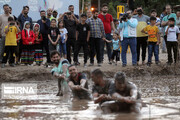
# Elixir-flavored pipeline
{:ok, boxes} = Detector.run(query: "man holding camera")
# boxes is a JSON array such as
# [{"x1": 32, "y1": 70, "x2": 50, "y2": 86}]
[
  {"x1": 133, "y1": 6, "x2": 150, "y2": 65},
  {"x1": 59, "y1": 10, "x2": 79, "y2": 64},
  {"x1": 119, "y1": 10, "x2": 138, "y2": 67},
  {"x1": 18, "y1": 6, "x2": 32, "y2": 30},
  {"x1": 0, "y1": 4, "x2": 14, "y2": 62},
  {"x1": 37, "y1": 10, "x2": 51, "y2": 64}
]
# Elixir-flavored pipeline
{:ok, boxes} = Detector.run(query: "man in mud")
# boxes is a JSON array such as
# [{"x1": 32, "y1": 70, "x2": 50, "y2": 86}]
[
  {"x1": 91, "y1": 69, "x2": 113, "y2": 108},
  {"x1": 51, "y1": 50, "x2": 70, "y2": 96},
  {"x1": 101, "y1": 72, "x2": 141, "y2": 113},
  {"x1": 68, "y1": 65, "x2": 91, "y2": 100}
]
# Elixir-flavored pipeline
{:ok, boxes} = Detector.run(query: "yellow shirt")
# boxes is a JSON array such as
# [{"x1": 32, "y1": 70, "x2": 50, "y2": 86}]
[
  {"x1": 136, "y1": 21, "x2": 148, "y2": 37},
  {"x1": 4, "y1": 25, "x2": 17, "y2": 46},
  {"x1": 143, "y1": 25, "x2": 159, "y2": 42}
]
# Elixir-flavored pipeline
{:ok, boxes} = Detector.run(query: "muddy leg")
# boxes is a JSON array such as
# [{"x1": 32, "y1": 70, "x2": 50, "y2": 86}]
[
  {"x1": 130, "y1": 102, "x2": 142, "y2": 113},
  {"x1": 100, "y1": 101, "x2": 119, "y2": 113},
  {"x1": 57, "y1": 79, "x2": 63, "y2": 96}
]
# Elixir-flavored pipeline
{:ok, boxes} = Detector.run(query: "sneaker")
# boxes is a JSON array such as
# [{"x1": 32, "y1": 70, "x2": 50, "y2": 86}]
[
  {"x1": 155, "y1": 61, "x2": 160, "y2": 65},
  {"x1": 166, "y1": 62, "x2": 172, "y2": 65},
  {"x1": 133, "y1": 64, "x2": 137, "y2": 66},
  {"x1": 122, "y1": 64, "x2": 126, "y2": 67},
  {"x1": 84, "y1": 63, "x2": 87, "y2": 67},
  {"x1": 147, "y1": 62, "x2": 151, "y2": 67},
  {"x1": 1, "y1": 63, "x2": 5, "y2": 68},
  {"x1": 98, "y1": 63, "x2": 101, "y2": 67},
  {"x1": 89, "y1": 63, "x2": 94, "y2": 66},
  {"x1": 10, "y1": 63, "x2": 15, "y2": 67},
  {"x1": 108, "y1": 61, "x2": 112, "y2": 64},
  {"x1": 74, "y1": 62, "x2": 78, "y2": 66}
]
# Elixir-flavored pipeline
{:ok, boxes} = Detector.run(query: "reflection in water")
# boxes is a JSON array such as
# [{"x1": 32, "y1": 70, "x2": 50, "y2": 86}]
[{"x1": 0, "y1": 78, "x2": 180, "y2": 120}]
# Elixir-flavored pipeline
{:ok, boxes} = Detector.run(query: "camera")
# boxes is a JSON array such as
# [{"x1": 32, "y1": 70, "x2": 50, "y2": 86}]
[
  {"x1": 9, "y1": 22, "x2": 15, "y2": 26},
  {"x1": 121, "y1": 13, "x2": 129, "y2": 21},
  {"x1": 42, "y1": 16, "x2": 46, "y2": 21},
  {"x1": 169, "y1": 24, "x2": 174, "y2": 27},
  {"x1": 67, "y1": 12, "x2": 72, "y2": 15}
]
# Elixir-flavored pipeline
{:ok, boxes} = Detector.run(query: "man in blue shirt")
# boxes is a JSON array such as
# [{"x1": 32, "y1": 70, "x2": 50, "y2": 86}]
[
  {"x1": 37, "y1": 10, "x2": 51, "y2": 64},
  {"x1": 17, "y1": 6, "x2": 32, "y2": 30},
  {"x1": 118, "y1": 10, "x2": 138, "y2": 67}
]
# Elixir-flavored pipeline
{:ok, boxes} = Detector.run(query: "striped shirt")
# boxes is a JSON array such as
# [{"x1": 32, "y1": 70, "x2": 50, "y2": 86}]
[{"x1": 86, "y1": 17, "x2": 105, "y2": 38}]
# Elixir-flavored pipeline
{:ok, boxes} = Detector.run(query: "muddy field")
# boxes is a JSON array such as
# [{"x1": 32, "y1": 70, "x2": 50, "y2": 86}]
[{"x1": 0, "y1": 53, "x2": 180, "y2": 120}]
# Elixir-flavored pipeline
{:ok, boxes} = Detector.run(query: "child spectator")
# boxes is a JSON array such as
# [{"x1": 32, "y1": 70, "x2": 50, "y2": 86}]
[
  {"x1": 105, "y1": 32, "x2": 121, "y2": 65},
  {"x1": 15, "y1": 21, "x2": 21, "y2": 65},
  {"x1": 48, "y1": 19, "x2": 60, "y2": 53},
  {"x1": 21, "y1": 21, "x2": 35, "y2": 65},
  {"x1": 1, "y1": 17, "x2": 20, "y2": 68},
  {"x1": 58, "y1": 20, "x2": 68, "y2": 59},
  {"x1": 165, "y1": 18, "x2": 180, "y2": 65},
  {"x1": 150, "y1": 9, "x2": 161, "y2": 26},
  {"x1": 74, "y1": 14, "x2": 90, "y2": 67},
  {"x1": 33, "y1": 23, "x2": 43, "y2": 65},
  {"x1": 142, "y1": 16, "x2": 161, "y2": 66}
]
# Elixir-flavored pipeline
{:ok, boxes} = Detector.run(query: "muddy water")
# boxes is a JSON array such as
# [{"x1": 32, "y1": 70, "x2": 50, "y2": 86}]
[{"x1": 0, "y1": 76, "x2": 180, "y2": 120}]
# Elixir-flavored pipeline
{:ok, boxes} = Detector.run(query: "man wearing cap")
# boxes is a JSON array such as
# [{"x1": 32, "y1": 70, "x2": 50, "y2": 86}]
[{"x1": 53, "y1": 10, "x2": 58, "y2": 20}]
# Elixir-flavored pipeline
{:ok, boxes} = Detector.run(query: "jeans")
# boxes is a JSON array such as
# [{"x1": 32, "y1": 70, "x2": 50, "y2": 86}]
[
  {"x1": 0, "y1": 36, "x2": 5, "y2": 62},
  {"x1": 59, "y1": 42, "x2": 67, "y2": 55},
  {"x1": 100, "y1": 33, "x2": 113, "y2": 62},
  {"x1": 121, "y1": 37, "x2": 137, "y2": 65},
  {"x1": 148, "y1": 43, "x2": 159, "y2": 63},
  {"x1": 137, "y1": 37, "x2": 148, "y2": 62}
]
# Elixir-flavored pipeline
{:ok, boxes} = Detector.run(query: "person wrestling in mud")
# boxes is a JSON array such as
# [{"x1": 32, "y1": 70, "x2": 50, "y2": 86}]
[
  {"x1": 68, "y1": 65, "x2": 92, "y2": 100},
  {"x1": 101, "y1": 72, "x2": 142, "y2": 113},
  {"x1": 91, "y1": 69, "x2": 113, "y2": 105},
  {"x1": 51, "y1": 50, "x2": 70, "y2": 96}
]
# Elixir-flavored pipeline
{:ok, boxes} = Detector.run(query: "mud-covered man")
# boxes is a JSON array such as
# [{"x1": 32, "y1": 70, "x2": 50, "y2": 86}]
[
  {"x1": 68, "y1": 65, "x2": 91, "y2": 100},
  {"x1": 91, "y1": 69, "x2": 113, "y2": 107},
  {"x1": 51, "y1": 50, "x2": 70, "y2": 96},
  {"x1": 102, "y1": 72, "x2": 141, "y2": 113}
]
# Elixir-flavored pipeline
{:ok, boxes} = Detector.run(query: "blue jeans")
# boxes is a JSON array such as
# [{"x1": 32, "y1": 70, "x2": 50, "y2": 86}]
[
  {"x1": 148, "y1": 43, "x2": 159, "y2": 63},
  {"x1": 59, "y1": 42, "x2": 67, "y2": 55},
  {"x1": 100, "y1": 33, "x2": 113, "y2": 62},
  {"x1": 121, "y1": 37, "x2": 137, "y2": 65}
]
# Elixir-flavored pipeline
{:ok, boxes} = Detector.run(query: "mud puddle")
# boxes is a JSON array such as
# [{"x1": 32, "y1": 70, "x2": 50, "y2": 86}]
[{"x1": 0, "y1": 76, "x2": 180, "y2": 120}]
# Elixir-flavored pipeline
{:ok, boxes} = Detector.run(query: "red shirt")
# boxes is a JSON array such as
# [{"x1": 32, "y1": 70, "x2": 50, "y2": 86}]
[
  {"x1": 98, "y1": 13, "x2": 113, "y2": 34},
  {"x1": 22, "y1": 29, "x2": 35, "y2": 45},
  {"x1": 34, "y1": 32, "x2": 43, "y2": 44}
]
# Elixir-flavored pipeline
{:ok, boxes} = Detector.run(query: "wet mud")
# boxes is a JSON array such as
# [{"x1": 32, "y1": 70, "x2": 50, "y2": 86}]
[{"x1": 0, "y1": 64, "x2": 180, "y2": 119}]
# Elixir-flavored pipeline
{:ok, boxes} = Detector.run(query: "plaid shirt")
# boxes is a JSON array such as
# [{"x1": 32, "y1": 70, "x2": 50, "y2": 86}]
[{"x1": 86, "y1": 17, "x2": 105, "y2": 38}]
